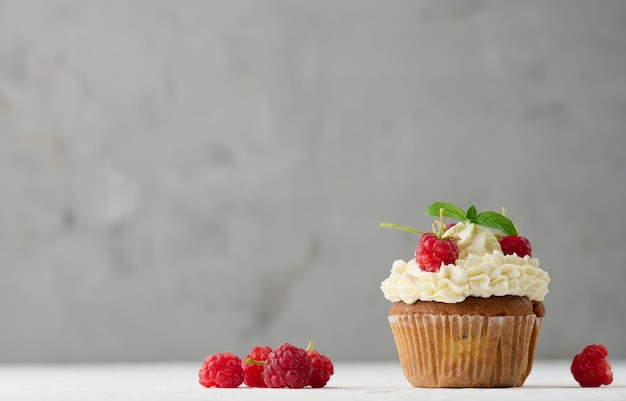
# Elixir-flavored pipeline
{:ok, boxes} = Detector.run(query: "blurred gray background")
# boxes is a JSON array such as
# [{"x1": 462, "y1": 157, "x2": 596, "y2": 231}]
[{"x1": 1, "y1": 0, "x2": 625, "y2": 363}]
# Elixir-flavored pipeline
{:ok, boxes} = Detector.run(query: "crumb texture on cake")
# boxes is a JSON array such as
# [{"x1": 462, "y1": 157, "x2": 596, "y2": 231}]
[{"x1": 389, "y1": 295, "x2": 545, "y2": 317}]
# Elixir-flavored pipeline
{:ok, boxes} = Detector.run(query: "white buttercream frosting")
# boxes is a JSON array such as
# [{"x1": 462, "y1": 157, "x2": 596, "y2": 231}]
[
  {"x1": 443, "y1": 222, "x2": 500, "y2": 259},
  {"x1": 380, "y1": 222, "x2": 550, "y2": 303}
]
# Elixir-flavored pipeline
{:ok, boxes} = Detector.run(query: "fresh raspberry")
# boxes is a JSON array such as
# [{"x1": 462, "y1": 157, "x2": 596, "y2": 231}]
[
  {"x1": 243, "y1": 345, "x2": 272, "y2": 387},
  {"x1": 263, "y1": 343, "x2": 312, "y2": 388},
  {"x1": 198, "y1": 352, "x2": 244, "y2": 388},
  {"x1": 415, "y1": 232, "x2": 458, "y2": 272},
  {"x1": 307, "y1": 349, "x2": 334, "y2": 388},
  {"x1": 571, "y1": 344, "x2": 614, "y2": 387},
  {"x1": 498, "y1": 234, "x2": 532, "y2": 257}
]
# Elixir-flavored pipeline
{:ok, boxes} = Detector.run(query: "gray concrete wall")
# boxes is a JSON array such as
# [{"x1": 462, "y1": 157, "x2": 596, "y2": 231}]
[{"x1": 1, "y1": 0, "x2": 625, "y2": 362}]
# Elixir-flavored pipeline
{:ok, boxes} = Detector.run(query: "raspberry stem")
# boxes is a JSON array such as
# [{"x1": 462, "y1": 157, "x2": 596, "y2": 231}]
[
  {"x1": 437, "y1": 208, "x2": 445, "y2": 238},
  {"x1": 245, "y1": 357, "x2": 266, "y2": 366},
  {"x1": 501, "y1": 207, "x2": 521, "y2": 235},
  {"x1": 431, "y1": 207, "x2": 448, "y2": 239},
  {"x1": 380, "y1": 223, "x2": 423, "y2": 235}
]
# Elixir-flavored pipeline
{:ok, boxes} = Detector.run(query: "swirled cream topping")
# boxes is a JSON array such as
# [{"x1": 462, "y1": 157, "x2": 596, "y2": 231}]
[
  {"x1": 443, "y1": 222, "x2": 500, "y2": 259},
  {"x1": 380, "y1": 222, "x2": 550, "y2": 303}
]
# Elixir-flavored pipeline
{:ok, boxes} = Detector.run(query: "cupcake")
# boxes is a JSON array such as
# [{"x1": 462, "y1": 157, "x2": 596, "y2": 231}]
[{"x1": 380, "y1": 202, "x2": 549, "y2": 388}]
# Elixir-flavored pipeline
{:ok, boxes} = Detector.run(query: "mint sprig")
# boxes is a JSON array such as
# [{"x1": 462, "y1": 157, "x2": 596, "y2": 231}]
[
  {"x1": 425, "y1": 202, "x2": 467, "y2": 221},
  {"x1": 425, "y1": 202, "x2": 518, "y2": 236},
  {"x1": 475, "y1": 211, "x2": 517, "y2": 235}
]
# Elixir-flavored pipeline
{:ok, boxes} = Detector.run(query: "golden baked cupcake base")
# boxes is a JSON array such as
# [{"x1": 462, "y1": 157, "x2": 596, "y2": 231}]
[{"x1": 388, "y1": 296, "x2": 544, "y2": 388}]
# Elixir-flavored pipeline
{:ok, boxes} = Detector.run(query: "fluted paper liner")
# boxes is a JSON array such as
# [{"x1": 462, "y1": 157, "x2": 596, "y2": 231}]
[{"x1": 388, "y1": 314, "x2": 542, "y2": 388}]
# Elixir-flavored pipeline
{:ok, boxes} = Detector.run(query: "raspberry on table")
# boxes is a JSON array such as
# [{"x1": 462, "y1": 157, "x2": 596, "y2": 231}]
[
  {"x1": 571, "y1": 344, "x2": 614, "y2": 387},
  {"x1": 263, "y1": 343, "x2": 312, "y2": 388},
  {"x1": 198, "y1": 352, "x2": 245, "y2": 388},
  {"x1": 243, "y1": 345, "x2": 272, "y2": 387},
  {"x1": 307, "y1": 349, "x2": 334, "y2": 388},
  {"x1": 498, "y1": 234, "x2": 532, "y2": 258},
  {"x1": 415, "y1": 232, "x2": 458, "y2": 272}
]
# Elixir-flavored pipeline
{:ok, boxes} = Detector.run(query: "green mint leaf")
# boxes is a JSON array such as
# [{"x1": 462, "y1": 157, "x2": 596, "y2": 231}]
[
  {"x1": 425, "y1": 202, "x2": 467, "y2": 221},
  {"x1": 474, "y1": 211, "x2": 518, "y2": 236},
  {"x1": 466, "y1": 205, "x2": 477, "y2": 222},
  {"x1": 380, "y1": 222, "x2": 423, "y2": 235}
]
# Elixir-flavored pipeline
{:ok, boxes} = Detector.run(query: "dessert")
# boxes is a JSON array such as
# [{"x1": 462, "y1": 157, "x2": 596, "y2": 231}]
[{"x1": 380, "y1": 202, "x2": 550, "y2": 388}]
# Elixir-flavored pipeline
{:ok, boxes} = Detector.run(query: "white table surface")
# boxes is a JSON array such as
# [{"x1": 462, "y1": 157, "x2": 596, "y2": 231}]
[{"x1": 1, "y1": 360, "x2": 624, "y2": 401}]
